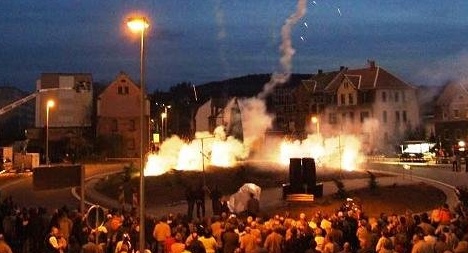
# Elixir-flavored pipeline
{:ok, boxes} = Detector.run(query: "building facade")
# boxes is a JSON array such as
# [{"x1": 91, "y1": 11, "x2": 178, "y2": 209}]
[
  {"x1": 295, "y1": 61, "x2": 421, "y2": 154},
  {"x1": 434, "y1": 81, "x2": 468, "y2": 151},
  {"x1": 27, "y1": 73, "x2": 93, "y2": 162},
  {"x1": 96, "y1": 72, "x2": 149, "y2": 158}
]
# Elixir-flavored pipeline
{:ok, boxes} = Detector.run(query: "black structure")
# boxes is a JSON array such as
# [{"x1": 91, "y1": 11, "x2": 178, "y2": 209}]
[{"x1": 283, "y1": 157, "x2": 323, "y2": 198}]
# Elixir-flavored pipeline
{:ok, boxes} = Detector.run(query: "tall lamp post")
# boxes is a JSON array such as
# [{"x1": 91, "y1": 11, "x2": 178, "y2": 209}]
[
  {"x1": 127, "y1": 16, "x2": 149, "y2": 252},
  {"x1": 45, "y1": 100, "x2": 55, "y2": 165},
  {"x1": 163, "y1": 104, "x2": 171, "y2": 141},
  {"x1": 161, "y1": 112, "x2": 167, "y2": 141}
]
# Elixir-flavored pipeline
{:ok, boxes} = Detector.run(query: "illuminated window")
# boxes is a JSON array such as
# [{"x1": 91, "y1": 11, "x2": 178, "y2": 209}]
[{"x1": 360, "y1": 111, "x2": 370, "y2": 123}]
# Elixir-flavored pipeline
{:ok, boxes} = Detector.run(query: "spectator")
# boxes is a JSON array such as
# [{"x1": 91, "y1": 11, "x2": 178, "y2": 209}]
[
  {"x1": 153, "y1": 216, "x2": 172, "y2": 253},
  {"x1": 246, "y1": 193, "x2": 260, "y2": 219},
  {"x1": 0, "y1": 234, "x2": 12, "y2": 253}
]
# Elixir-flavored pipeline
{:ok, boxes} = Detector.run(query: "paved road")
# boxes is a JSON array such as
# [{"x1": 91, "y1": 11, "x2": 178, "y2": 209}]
[
  {"x1": 0, "y1": 163, "x2": 124, "y2": 211},
  {"x1": 82, "y1": 161, "x2": 467, "y2": 218},
  {"x1": 1, "y1": 161, "x2": 466, "y2": 217}
]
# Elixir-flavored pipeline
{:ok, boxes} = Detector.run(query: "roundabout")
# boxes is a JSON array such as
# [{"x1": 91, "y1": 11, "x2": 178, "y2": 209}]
[{"x1": 81, "y1": 161, "x2": 461, "y2": 219}]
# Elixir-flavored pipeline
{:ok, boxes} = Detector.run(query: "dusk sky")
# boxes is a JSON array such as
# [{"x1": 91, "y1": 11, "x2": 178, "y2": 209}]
[{"x1": 2, "y1": 1, "x2": 468, "y2": 92}]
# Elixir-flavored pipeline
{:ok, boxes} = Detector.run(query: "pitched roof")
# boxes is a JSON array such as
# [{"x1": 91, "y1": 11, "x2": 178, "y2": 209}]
[
  {"x1": 436, "y1": 81, "x2": 468, "y2": 106},
  {"x1": 345, "y1": 66, "x2": 413, "y2": 90},
  {"x1": 304, "y1": 62, "x2": 414, "y2": 93},
  {"x1": 301, "y1": 71, "x2": 342, "y2": 93}
]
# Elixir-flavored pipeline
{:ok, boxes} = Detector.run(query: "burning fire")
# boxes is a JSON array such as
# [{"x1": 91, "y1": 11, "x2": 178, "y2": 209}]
[
  {"x1": 144, "y1": 130, "x2": 364, "y2": 176},
  {"x1": 279, "y1": 134, "x2": 364, "y2": 171}
]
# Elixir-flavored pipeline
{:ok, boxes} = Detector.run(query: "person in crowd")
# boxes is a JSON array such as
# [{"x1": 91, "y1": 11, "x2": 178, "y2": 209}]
[
  {"x1": 198, "y1": 227, "x2": 218, "y2": 253},
  {"x1": 208, "y1": 185, "x2": 223, "y2": 217},
  {"x1": 195, "y1": 184, "x2": 206, "y2": 219},
  {"x1": 153, "y1": 216, "x2": 172, "y2": 253},
  {"x1": 246, "y1": 193, "x2": 260, "y2": 219},
  {"x1": 264, "y1": 226, "x2": 284, "y2": 253},
  {"x1": 221, "y1": 223, "x2": 239, "y2": 253},
  {"x1": 186, "y1": 186, "x2": 196, "y2": 221},
  {"x1": 82, "y1": 234, "x2": 104, "y2": 253},
  {"x1": 170, "y1": 233, "x2": 186, "y2": 253},
  {"x1": 0, "y1": 234, "x2": 12, "y2": 253},
  {"x1": 45, "y1": 226, "x2": 67, "y2": 253},
  {"x1": 115, "y1": 233, "x2": 133, "y2": 253}
]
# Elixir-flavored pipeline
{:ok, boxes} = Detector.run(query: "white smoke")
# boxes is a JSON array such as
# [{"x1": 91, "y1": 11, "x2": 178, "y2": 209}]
[
  {"x1": 238, "y1": 97, "x2": 274, "y2": 151},
  {"x1": 258, "y1": 0, "x2": 307, "y2": 99},
  {"x1": 416, "y1": 49, "x2": 468, "y2": 86}
]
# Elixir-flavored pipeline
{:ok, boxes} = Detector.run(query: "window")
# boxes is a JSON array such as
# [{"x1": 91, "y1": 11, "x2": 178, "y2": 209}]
[
  {"x1": 402, "y1": 91, "x2": 406, "y2": 102},
  {"x1": 329, "y1": 113, "x2": 337, "y2": 124},
  {"x1": 342, "y1": 113, "x2": 347, "y2": 123},
  {"x1": 395, "y1": 92, "x2": 399, "y2": 102},
  {"x1": 118, "y1": 86, "x2": 123, "y2": 94},
  {"x1": 129, "y1": 120, "x2": 136, "y2": 131},
  {"x1": 395, "y1": 111, "x2": 400, "y2": 122},
  {"x1": 402, "y1": 111, "x2": 407, "y2": 122},
  {"x1": 340, "y1": 94, "x2": 346, "y2": 105},
  {"x1": 128, "y1": 138, "x2": 135, "y2": 150},
  {"x1": 360, "y1": 111, "x2": 370, "y2": 123},
  {"x1": 349, "y1": 112, "x2": 354, "y2": 122},
  {"x1": 383, "y1": 111, "x2": 387, "y2": 123},
  {"x1": 382, "y1": 91, "x2": 387, "y2": 102},
  {"x1": 454, "y1": 109, "x2": 460, "y2": 118},
  {"x1": 112, "y1": 119, "x2": 118, "y2": 132},
  {"x1": 124, "y1": 86, "x2": 129, "y2": 94},
  {"x1": 384, "y1": 132, "x2": 388, "y2": 143},
  {"x1": 348, "y1": 93, "x2": 354, "y2": 105}
]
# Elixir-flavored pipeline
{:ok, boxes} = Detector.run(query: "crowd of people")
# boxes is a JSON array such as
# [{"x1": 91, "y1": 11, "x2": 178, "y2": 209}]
[{"x1": 0, "y1": 189, "x2": 467, "y2": 253}]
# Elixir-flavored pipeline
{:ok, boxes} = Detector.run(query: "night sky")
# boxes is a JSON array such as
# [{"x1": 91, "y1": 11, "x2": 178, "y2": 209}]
[{"x1": 1, "y1": 0, "x2": 468, "y2": 92}]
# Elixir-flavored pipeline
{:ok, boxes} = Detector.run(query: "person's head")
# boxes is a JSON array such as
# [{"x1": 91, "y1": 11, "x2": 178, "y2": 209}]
[{"x1": 51, "y1": 226, "x2": 60, "y2": 236}]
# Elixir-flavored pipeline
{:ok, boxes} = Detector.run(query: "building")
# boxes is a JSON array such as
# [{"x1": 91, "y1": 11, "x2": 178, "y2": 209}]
[
  {"x1": 96, "y1": 72, "x2": 149, "y2": 158},
  {"x1": 434, "y1": 81, "x2": 468, "y2": 151},
  {"x1": 295, "y1": 61, "x2": 421, "y2": 154},
  {"x1": 26, "y1": 73, "x2": 93, "y2": 162}
]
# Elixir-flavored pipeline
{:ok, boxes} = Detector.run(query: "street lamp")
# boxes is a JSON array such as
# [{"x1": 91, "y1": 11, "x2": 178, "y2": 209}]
[
  {"x1": 161, "y1": 112, "x2": 167, "y2": 141},
  {"x1": 127, "y1": 16, "x2": 149, "y2": 253},
  {"x1": 46, "y1": 100, "x2": 55, "y2": 165},
  {"x1": 311, "y1": 116, "x2": 320, "y2": 136},
  {"x1": 163, "y1": 105, "x2": 171, "y2": 140}
]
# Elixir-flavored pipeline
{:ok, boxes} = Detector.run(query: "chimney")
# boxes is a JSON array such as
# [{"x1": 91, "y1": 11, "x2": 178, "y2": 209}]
[
  {"x1": 368, "y1": 60, "x2": 376, "y2": 70},
  {"x1": 317, "y1": 69, "x2": 323, "y2": 75}
]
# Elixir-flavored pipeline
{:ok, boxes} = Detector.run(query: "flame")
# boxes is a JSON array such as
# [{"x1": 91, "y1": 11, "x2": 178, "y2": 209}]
[
  {"x1": 278, "y1": 134, "x2": 364, "y2": 171},
  {"x1": 144, "y1": 130, "x2": 365, "y2": 176}
]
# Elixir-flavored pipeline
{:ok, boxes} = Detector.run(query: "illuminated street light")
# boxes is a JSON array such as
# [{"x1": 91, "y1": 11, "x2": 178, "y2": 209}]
[
  {"x1": 127, "y1": 15, "x2": 149, "y2": 253},
  {"x1": 163, "y1": 105, "x2": 171, "y2": 141},
  {"x1": 311, "y1": 116, "x2": 320, "y2": 136},
  {"x1": 46, "y1": 100, "x2": 55, "y2": 165},
  {"x1": 161, "y1": 112, "x2": 167, "y2": 140}
]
